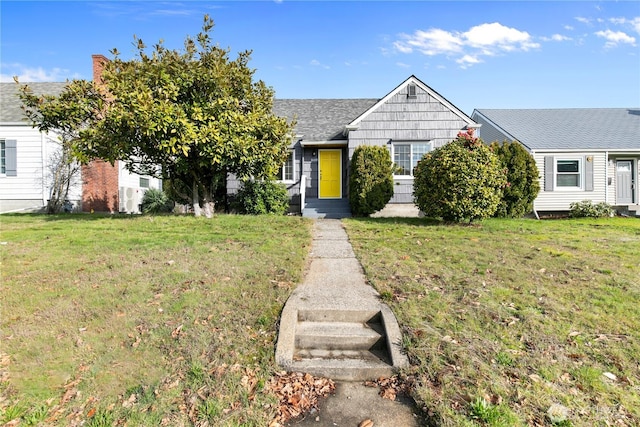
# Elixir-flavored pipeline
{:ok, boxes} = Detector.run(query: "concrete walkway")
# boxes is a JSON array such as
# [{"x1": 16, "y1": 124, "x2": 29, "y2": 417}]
[{"x1": 277, "y1": 219, "x2": 420, "y2": 426}]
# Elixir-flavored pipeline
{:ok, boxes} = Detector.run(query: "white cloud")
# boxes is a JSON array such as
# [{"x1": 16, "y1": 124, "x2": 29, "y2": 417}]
[
  {"x1": 310, "y1": 59, "x2": 330, "y2": 69},
  {"x1": 456, "y1": 55, "x2": 482, "y2": 69},
  {"x1": 610, "y1": 16, "x2": 640, "y2": 34},
  {"x1": 393, "y1": 22, "x2": 538, "y2": 68},
  {"x1": 0, "y1": 63, "x2": 81, "y2": 83},
  {"x1": 564, "y1": 25, "x2": 574, "y2": 31},
  {"x1": 541, "y1": 34, "x2": 572, "y2": 42},
  {"x1": 595, "y1": 30, "x2": 636, "y2": 48},
  {"x1": 575, "y1": 17, "x2": 591, "y2": 25},
  {"x1": 396, "y1": 62, "x2": 411, "y2": 68},
  {"x1": 463, "y1": 23, "x2": 538, "y2": 51},
  {"x1": 394, "y1": 28, "x2": 463, "y2": 56}
]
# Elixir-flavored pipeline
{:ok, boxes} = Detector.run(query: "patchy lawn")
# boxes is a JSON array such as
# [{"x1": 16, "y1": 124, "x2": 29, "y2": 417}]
[
  {"x1": 1, "y1": 214, "x2": 313, "y2": 426},
  {"x1": 344, "y1": 217, "x2": 640, "y2": 427}
]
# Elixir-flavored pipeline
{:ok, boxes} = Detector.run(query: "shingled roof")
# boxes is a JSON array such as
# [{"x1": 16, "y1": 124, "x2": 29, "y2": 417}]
[
  {"x1": 474, "y1": 108, "x2": 640, "y2": 151},
  {"x1": 273, "y1": 98, "x2": 378, "y2": 141},
  {"x1": 1, "y1": 82, "x2": 68, "y2": 123},
  {"x1": 2, "y1": 83, "x2": 377, "y2": 140}
]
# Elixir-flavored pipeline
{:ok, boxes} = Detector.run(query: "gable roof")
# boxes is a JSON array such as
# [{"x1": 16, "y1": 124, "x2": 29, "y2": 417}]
[
  {"x1": 273, "y1": 98, "x2": 377, "y2": 141},
  {"x1": 349, "y1": 75, "x2": 477, "y2": 128},
  {"x1": 473, "y1": 108, "x2": 640, "y2": 151},
  {"x1": 1, "y1": 82, "x2": 68, "y2": 124}
]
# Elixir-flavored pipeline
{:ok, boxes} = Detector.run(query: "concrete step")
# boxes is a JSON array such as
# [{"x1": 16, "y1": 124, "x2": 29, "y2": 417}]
[
  {"x1": 288, "y1": 358, "x2": 395, "y2": 382},
  {"x1": 295, "y1": 321, "x2": 385, "y2": 351},
  {"x1": 289, "y1": 309, "x2": 396, "y2": 381}
]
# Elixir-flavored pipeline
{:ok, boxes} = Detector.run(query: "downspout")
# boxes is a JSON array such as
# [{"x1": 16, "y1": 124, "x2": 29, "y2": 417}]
[
  {"x1": 604, "y1": 151, "x2": 609, "y2": 205},
  {"x1": 532, "y1": 149, "x2": 540, "y2": 220},
  {"x1": 41, "y1": 133, "x2": 47, "y2": 207}
]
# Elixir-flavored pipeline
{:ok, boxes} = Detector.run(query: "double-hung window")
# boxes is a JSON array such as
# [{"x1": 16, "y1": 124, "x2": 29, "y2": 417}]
[
  {"x1": 139, "y1": 177, "x2": 150, "y2": 188},
  {"x1": 278, "y1": 151, "x2": 294, "y2": 182},
  {"x1": 556, "y1": 159, "x2": 581, "y2": 188},
  {"x1": 392, "y1": 142, "x2": 432, "y2": 177}
]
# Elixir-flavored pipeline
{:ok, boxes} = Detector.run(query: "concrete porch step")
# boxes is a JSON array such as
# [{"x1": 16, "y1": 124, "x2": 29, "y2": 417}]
[
  {"x1": 288, "y1": 358, "x2": 395, "y2": 381},
  {"x1": 295, "y1": 321, "x2": 385, "y2": 351},
  {"x1": 286, "y1": 309, "x2": 397, "y2": 381},
  {"x1": 303, "y1": 198, "x2": 351, "y2": 219}
]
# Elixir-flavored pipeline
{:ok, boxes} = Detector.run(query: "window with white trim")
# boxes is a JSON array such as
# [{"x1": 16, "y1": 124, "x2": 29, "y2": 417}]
[
  {"x1": 392, "y1": 142, "x2": 432, "y2": 176},
  {"x1": 0, "y1": 140, "x2": 5, "y2": 175},
  {"x1": 556, "y1": 159, "x2": 582, "y2": 188},
  {"x1": 278, "y1": 151, "x2": 294, "y2": 182},
  {"x1": 139, "y1": 177, "x2": 150, "y2": 188}
]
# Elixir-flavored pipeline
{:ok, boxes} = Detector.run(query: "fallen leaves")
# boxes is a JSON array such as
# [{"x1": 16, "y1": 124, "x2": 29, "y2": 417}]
[
  {"x1": 267, "y1": 371, "x2": 335, "y2": 426},
  {"x1": 365, "y1": 375, "x2": 416, "y2": 401}
]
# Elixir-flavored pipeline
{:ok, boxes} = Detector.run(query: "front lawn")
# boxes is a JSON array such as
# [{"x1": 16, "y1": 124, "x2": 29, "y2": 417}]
[
  {"x1": 0, "y1": 214, "x2": 312, "y2": 426},
  {"x1": 344, "y1": 217, "x2": 640, "y2": 427}
]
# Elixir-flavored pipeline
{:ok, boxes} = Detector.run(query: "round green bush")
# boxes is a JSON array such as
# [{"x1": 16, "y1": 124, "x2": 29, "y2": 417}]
[
  {"x1": 141, "y1": 188, "x2": 173, "y2": 214},
  {"x1": 413, "y1": 132, "x2": 506, "y2": 222},
  {"x1": 490, "y1": 141, "x2": 540, "y2": 218},
  {"x1": 234, "y1": 180, "x2": 289, "y2": 215},
  {"x1": 348, "y1": 145, "x2": 394, "y2": 217}
]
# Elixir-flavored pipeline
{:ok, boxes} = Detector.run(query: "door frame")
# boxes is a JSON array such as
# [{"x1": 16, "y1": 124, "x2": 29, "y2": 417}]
[
  {"x1": 616, "y1": 159, "x2": 635, "y2": 204},
  {"x1": 318, "y1": 149, "x2": 342, "y2": 199}
]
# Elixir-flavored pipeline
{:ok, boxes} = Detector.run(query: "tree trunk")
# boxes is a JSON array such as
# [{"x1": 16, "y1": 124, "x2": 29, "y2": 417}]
[
  {"x1": 192, "y1": 180, "x2": 202, "y2": 217},
  {"x1": 202, "y1": 192, "x2": 214, "y2": 219}
]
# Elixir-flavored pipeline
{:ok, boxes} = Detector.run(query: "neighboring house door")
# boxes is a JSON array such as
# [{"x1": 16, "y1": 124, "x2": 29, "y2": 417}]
[
  {"x1": 319, "y1": 149, "x2": 341, "y2": 198},
  {"x1": 616, "y1": 160, "x2": 634, "y2": 204}
]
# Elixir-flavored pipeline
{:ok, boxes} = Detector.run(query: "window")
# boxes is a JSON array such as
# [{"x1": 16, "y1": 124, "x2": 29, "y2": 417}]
[
  {"x1": 556, "y1": 159, "x2": 581, "y2": 188},
  {"x1": 278, "y1": 151, "x2": 294, "y2": 181},
  {"x1": 392, "y1": 142, "x2": 432, "y2": 176},
  {"x1": 0, "y1": 139, "x2": 16, "y2": 176},
  {"x1": 139, "y1": 177, "x2": 150, "y2": 188},
  {"x1": 0, "y1": 140, "x2": 5, "y2": 175}
]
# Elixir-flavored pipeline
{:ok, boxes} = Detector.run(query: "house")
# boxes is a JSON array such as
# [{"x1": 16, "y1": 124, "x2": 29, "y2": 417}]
[
  {"x1": 0, "y1": 55, "x2": 161, "y2": 214},
  {"x1": 246, "y1": 75, "x2": 479, "y2": 217},
  {"x1": 471, "y1": 109, "x2": 640, "y2": 217}
]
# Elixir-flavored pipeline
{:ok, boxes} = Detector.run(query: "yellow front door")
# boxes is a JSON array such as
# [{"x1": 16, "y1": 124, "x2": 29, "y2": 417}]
[{"x1": 319, "y1": 150, "x2": 341, "y2": 198}]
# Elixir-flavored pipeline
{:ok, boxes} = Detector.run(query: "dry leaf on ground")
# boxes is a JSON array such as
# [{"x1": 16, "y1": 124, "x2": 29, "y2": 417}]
[{"x1": 267, "y1": 371, "x2": 335, "y2": 424}]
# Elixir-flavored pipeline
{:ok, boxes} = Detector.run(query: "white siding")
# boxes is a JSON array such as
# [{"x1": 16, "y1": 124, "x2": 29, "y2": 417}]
[
  {"x1": 533, "y1": 151, "x2": 607, "y2": 211},
  {"x1": 0, "y1": 125, "x2": 84, "y2": 212}
]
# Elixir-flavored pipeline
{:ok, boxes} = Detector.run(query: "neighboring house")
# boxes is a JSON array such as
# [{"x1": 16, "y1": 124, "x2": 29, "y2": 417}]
[
  {"x1": 236, "y1": 75, "x2": 478, "y2": 215},
  {"x1": 0, "y1": 55, "x2": 161, "y2": 214},
  {"x1": 472, "y1": 109, "x2": 640, "y2": 216}
]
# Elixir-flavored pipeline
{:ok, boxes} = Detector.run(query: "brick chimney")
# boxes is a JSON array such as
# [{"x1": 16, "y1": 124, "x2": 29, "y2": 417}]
[
  {"x1": 92, "y1": 54, "x2": 108, "y2": 84},
  {"x1": 82, "y1": 54, "x2": 119, "y2": 213}
]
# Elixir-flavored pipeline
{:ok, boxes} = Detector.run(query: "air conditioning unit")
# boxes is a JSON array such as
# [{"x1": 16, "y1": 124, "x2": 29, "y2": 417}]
[{"x1": 119, "y1": 187, "x2": 141, "y2": 213}]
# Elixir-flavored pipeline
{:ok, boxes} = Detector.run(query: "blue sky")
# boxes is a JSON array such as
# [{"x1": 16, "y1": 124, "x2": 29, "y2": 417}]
[{"x1": 1, "y1": 1, "x2": 639, "y2": 114}]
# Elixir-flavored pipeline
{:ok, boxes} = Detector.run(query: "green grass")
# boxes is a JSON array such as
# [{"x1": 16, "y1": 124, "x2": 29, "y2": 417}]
[
  {"x1": 3, "y1": 214, "x2": 639, "y2": 426},
  {"x1": 0, "y1": 214, "x2": 312, "y2": 426},
  {"x1": 344, "y1": 217, "x2": 640, "y2": 427}
]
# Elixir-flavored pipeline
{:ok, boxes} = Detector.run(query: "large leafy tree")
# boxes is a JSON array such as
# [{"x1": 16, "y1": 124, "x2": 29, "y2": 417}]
[{"x1": 19, "y1": 16, "x2": 294, "y2": 217}]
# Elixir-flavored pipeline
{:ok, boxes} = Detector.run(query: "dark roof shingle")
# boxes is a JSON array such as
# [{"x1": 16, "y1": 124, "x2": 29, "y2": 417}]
[
  {"x1": 1, "y1": 82, "x2": 68, "y2": 123},
  {"x1": 274, "y1": 99, "x2": 377, "y2": 141}
]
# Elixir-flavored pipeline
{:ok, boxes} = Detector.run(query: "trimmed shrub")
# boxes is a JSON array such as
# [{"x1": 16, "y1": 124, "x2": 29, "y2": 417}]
[
  {"x1": 348, "y1": 145, "x2": 394, "y2": 216},
  {"x1": 569, "y1": 200, "x2": 612, "y2": 218},
  {"x1": 234, "y1": 180, "x2": 289, "y2": 215},
  {"x1": 490, "y1": 141, "x2": 540, "y2": 218},
  {"x1": 413, "y1": 129, "x2": 506, "y2": 223},
  {"x1": 141, "y1": 188, "x2": 173, "y2": 214}
]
